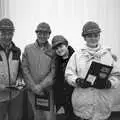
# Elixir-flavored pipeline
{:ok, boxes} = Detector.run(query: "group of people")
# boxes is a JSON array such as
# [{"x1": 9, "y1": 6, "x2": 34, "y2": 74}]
[{"x1": 0, "y1": 17, "x2": 120, "y2": 120}]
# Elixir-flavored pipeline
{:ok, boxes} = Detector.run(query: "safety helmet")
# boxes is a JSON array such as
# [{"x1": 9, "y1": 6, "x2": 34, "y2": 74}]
[
  {"x1": 0, "y1": 18, "x2": 15, "y2": 31},
  {"x1": 52, "y1": 35, "x2": 68, "y2": 49},
  {"x1": 82, "y1": 21, "x2": 101, "y2": 37},
  {"x1": 35, "y1": 22, "x2": 51, "y2": 34}
]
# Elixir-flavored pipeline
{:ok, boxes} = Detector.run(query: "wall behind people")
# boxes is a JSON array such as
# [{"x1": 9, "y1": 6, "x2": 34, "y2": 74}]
[
  {"x1": 0, "y1": 0, "x2": 10, "y2": 18},
  {"x1": 7, "y1": 0, "x2": 120, "y2": 57}
]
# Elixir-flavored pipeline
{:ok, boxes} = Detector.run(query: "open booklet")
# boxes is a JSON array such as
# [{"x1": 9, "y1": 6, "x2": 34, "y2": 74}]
[
  {"x1": 35, "y1": 91, "x2": 50, "y2": 111},
  {"x1": 84, "y1": 61, "x2": 113, "y2": 89}
]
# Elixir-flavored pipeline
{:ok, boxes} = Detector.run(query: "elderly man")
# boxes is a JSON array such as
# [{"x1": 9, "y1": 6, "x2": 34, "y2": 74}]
[{"x1": 22, "y1": 22, "x2": 55, "y2": 120}]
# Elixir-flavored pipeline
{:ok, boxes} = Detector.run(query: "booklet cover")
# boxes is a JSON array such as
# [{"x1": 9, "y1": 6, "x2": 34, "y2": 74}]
[
  {"x1": 84, "y1": 61, "x2": 113, "y2": 89},
  {"x1": 35, "y1": 91, "x2": 50, "y2": 111}
]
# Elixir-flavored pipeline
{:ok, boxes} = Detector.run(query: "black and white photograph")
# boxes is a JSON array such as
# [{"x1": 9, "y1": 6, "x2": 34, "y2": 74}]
[{"x1": 0, "y1": 0, "x2": 120, "y2": 120}]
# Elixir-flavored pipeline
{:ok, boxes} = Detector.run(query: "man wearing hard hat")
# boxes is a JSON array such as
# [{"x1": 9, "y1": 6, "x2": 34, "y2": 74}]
[
  {"x1": 0, "y1": 18, "x2": 23, "y2": 120},
  {"x1": 22, "y1": 22, "x2": 55, "y2": 120},
  {"x1": 65, "y1": 21, "x2": 120, "y2": 120}
]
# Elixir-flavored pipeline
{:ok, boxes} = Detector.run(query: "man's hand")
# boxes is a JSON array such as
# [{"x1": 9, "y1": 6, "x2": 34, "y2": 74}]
[
  {"x1": 32, "y1": 84, "x2": 43, "y2": 95},
  {"x1": 76, "y1": 78, "x2": 84, "y2": 87},
  {"x1": 93, "y1": 79, "x2": 112, "y2": 89}
]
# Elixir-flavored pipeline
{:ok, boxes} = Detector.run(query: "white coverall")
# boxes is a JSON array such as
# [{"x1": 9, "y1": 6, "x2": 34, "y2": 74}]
[{"x1": 65, "y1": 44, "x2": 120, "y2": 120}]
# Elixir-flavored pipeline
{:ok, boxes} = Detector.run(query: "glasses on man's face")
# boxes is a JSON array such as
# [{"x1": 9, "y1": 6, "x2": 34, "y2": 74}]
[
  {"x1": 86, "y1": 33, "x2": 100, "y2": 38},
  {"x1": 36, "y1": 31, "x2": 50, "y2": 36}
]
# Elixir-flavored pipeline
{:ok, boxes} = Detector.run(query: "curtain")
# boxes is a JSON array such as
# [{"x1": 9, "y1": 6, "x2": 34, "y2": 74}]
[
  {"x1": 8, "y1": 0, "x2": 120, "y2": 57},
  {"x1": 0, "y1": 0, "x2": 9, "y2": 18}
]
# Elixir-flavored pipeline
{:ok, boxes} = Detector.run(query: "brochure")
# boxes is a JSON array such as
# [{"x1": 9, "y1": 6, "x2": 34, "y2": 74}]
[
  {"x1": 84, "y1": 61, "x2": 113, "y2": 89},
  {"x1": 35, "y1": 91, "x2": 50, "y2": 111}
]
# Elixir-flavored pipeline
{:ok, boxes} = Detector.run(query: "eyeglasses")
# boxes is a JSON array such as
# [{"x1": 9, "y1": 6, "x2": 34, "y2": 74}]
[
  {"x1": 86, "y1": 33, "x2": 100, "y2": 38},
  {"x1": 36, "y1": 31, "x2": 50, "y2": 35}
]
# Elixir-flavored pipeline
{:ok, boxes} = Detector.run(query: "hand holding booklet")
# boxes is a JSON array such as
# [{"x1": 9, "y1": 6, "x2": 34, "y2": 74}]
[{"x1": 84, "y1": 61, "x2": 113, "y2": 89}]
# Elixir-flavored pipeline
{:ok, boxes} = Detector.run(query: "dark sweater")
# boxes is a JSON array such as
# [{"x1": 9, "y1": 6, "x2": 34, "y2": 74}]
[{"x1": 53, "y1": 46, "x2": 74, "y2": 110}]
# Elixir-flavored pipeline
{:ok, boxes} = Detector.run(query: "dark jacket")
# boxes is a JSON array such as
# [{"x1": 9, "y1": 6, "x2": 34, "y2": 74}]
[{"x1": 53, "y1": 46, "x2": 74, "y2": 107}]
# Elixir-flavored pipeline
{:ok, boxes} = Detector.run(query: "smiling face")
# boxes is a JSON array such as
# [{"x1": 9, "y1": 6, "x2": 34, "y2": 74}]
[
  {"x1": 55, "y1": 43, "x2": 68, "y2": 57},
  {"x1": 36, "y1": 30, "x2": 50, "y2": 44},
  {"x1": 0, "y1": 30, "x2": 14, "y2": 47},
  {"x1": 84, "y1": 33, "x2": 100, "y2": 48}
]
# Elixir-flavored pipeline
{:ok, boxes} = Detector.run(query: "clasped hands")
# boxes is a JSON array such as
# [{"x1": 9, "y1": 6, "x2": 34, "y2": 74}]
[{"x1": 32, "y1": 84, "x2": 44, "y2": 95}]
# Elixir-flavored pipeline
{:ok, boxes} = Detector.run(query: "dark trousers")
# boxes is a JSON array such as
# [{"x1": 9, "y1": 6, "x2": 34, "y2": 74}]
[
  {"x1": 22, "y1": 89, "x2": 34, "y2": 120},
  {"x1": 0, "y1": 92, "x2": 23, "y2": 120}
]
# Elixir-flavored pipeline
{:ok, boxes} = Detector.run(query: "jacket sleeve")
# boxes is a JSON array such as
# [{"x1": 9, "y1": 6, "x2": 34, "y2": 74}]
[
  {"x1": 65, "y1": 53, "x2": 78, "y2": 87},
  {"x1": 15, "y1": 48, "x2": 24, "y2": 85},
  {"x1": 39, "y1": 57, "x2": 55, "y2": 90},
  {"x1": 16, "y1": 49, "x2": 23, "y2": 79},
  {"x1": 17, "y1": 60, "x2": 23, "y2": 79},
  {"x1": 108, "y1": 58, "x2": 120, "y2": 88},
  {"x1": 22, "y1": 47, "x2": 35, "y2": 89}
]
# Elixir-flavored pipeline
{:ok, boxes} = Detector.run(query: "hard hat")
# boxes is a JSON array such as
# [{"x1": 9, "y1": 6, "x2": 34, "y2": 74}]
[
  {"x1": 52, "y1": 35, "x2": 68, "y2": 49},
  {"x1": 82, "y1": 21, "x2": 101, "y2": 36},
  {"x1": 35, "y1": 22, "x2": 51, "y2": 33},
  {"x1": 0, "y1": 18, "x2": 15, "y2": 31}
]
